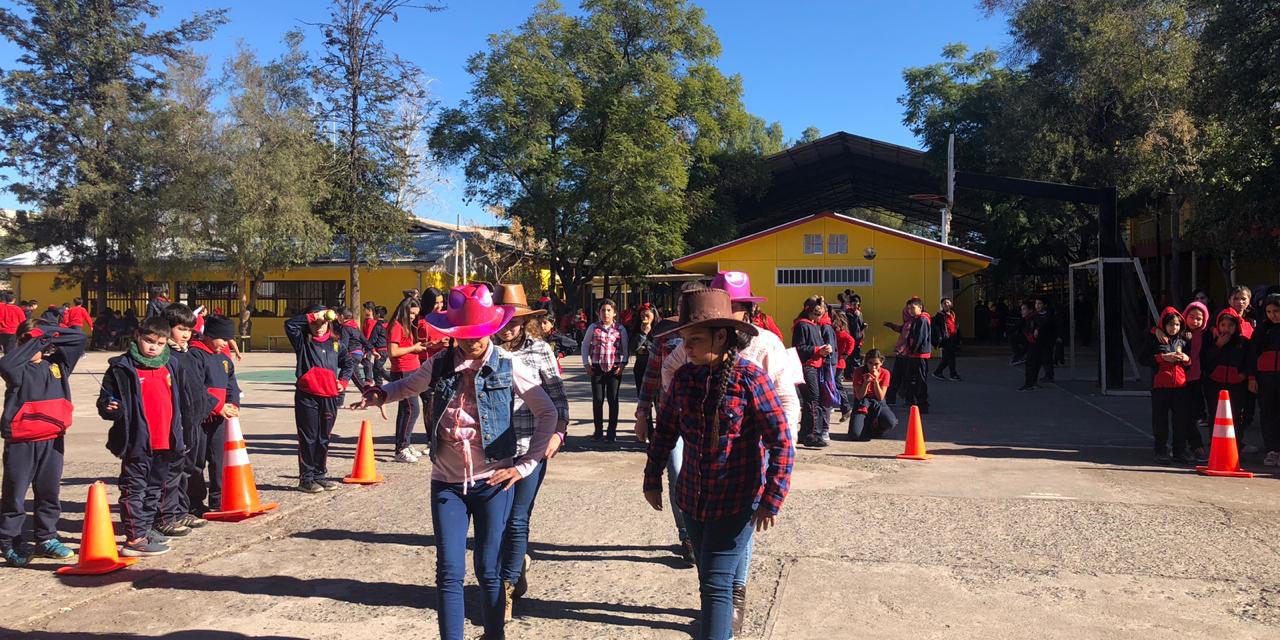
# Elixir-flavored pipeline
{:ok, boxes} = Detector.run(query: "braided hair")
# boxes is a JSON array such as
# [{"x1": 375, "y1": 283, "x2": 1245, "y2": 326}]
[{"x1": 708, "y1": 327, "x2": 753, "y2": 449}]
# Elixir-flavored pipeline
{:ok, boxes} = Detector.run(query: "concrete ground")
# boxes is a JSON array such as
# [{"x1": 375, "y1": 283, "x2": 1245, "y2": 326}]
[{"x1": 1, "y1": 346, "x2": 1278, "y2": 639}]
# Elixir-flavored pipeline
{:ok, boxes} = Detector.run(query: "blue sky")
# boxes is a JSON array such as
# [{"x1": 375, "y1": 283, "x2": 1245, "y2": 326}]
[{"x1": 0, "y1": 0, "x2": 1011, "y2": 225}]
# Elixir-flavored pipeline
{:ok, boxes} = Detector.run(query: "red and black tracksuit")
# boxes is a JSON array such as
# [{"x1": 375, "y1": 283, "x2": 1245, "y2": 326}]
[
  {"x1": 340, "y1": 320, "x2": 371, "y2": 388},
  {"x1": 99, "y1": 350, "x2": 191, "y2": 542},
  {"x1": 286, "y1": 313, "x2": 354, "y2": 485},
  {"x1": 0, "y1": 327, "x2": 85, "y2": 551},
  {"x1": 186, "y1": 341, "x2": 242, "y2": 515},
  {"x1": 932, "y1": 310, "x2": 959, "y2": 378},
  {"x1": 793, "y1": 317, "x2": 835, "y2": 442},
  {"x1": 364, "y1": 317, "x2": 389, "y2": 385},
  {"x1": 1251, "y1": 318, "x2": 1280, "y2": 453},
  {"x1": 902, "y1": 312, "x2": 933, "y2": 411},
  {"x1": 1142, "y1": 308, "x2": 1195, "y2": 456},
  {"x1": 1202, "y1": 308, "x2": 1251, "y2": 451}
]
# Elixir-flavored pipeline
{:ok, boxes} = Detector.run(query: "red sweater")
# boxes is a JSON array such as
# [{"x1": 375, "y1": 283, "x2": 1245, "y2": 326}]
[
  {"x1": 835, "y1": 330, "x2": 855, "y2": 370},
  {"x1": 138, "y1": 367, "x2": 173, "y2": 451}
]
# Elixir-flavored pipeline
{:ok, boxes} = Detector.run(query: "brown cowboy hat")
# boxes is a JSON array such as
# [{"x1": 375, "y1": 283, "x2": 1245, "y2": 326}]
[
  {"x1": 493, "y1": 283, "x2": 548, "y2": 318},
  {"x1": 656, "y1": 288, "x2": 758, "y2": 341}
]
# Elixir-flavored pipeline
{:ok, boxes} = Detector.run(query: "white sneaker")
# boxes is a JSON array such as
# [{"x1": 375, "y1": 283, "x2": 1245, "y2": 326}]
[
  {"x1": 414, "y1": 446, "x2": 431, "y2": 457},
  {"x1": 394, "y1": 448, "x2": 419, "y2": 464}
]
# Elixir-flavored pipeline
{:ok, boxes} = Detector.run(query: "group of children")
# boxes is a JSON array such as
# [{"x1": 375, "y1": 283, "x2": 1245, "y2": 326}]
[
  {"x1": 1, "y1": 302, "x2": 241, "y2": 565},
  {"x1": 1147, "y1": 288, "x2": 1280, "y2": 466}
]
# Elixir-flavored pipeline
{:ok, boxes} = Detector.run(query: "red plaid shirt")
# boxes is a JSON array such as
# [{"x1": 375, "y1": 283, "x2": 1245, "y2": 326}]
[
  {"x1": 586, "y1": 322, "x2": 625, "y2": 369},
  {"x1": 644, "y1": 357, "x2": 794, "y2": 520}
]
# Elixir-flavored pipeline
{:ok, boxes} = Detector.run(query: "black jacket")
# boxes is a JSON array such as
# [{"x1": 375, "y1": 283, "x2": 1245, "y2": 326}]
[
  {"x1": 99, "y1": 352, "x2": 190, "y2": 459},
  {"x1": 905, "y1": 313, "x2": 933, "y2": 357},
  {"x1": 0, "y1": 326, "x2": 86, "y2": 442},
  {"x1": 368, "y1": 319, "x2": 388, "y2": 350},
  {"x1": 190, "y1": 341, "x2": 242, "y2": 428}
]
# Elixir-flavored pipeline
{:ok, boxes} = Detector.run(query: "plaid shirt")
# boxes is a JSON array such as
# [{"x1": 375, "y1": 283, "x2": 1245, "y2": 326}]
[
  {"x1": 637, "y1": 335, "x2": 680, "y2": 415},
  {"x1": 509, "y1": 338, "x2": 570, "y2": 456},
  {"x1": 644, "y1": 357, "x2": 794, "y2": 520},
  {"x1": 583, "y1": 322, "x2": 628, "y2": 370}
]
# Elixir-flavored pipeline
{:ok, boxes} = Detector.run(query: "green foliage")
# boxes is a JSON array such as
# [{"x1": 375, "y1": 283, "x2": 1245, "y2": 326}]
[
  {"x1": 0, "y1": 0, "x2": 226, "y2": 306},
  {"x1": 432, "y1": 0, "x2": 756, "y2": 298}
]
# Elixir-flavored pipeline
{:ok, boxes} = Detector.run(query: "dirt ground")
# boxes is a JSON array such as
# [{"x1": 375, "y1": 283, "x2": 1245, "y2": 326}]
[{"x1": 1, "y1": 347, "x2": 1279, "y2": 639}]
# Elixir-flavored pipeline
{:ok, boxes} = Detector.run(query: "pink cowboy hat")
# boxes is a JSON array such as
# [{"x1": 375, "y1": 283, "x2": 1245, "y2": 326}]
[
  {"x1": 710, "y1": 271, "x2": 767, "y2": 303},
  {"x1": 424, "y1": 283, "x2": 515, "y2": 339}
]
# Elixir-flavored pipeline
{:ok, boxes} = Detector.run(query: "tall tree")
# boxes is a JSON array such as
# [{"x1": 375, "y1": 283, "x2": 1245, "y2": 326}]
[
  {"x1": 432, "y1": 0, "x2": 753, "y2": 306},
  {"x1": 0, "y1": 0, "x2": 225, "y2": 310},
  {"x1": 312, "y1": 0, "x2": 442, "y2": 310},
  {"x1": 217, "y1": 36, "x2": 333, "y2": 336}
]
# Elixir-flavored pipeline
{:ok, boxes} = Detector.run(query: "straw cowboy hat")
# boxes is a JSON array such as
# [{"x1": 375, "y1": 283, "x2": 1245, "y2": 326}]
[
  {"x1": 424, "y1": 283, "x2": 516, "y2": 340},
  {"x1": 493, "y1": 283, "x2": 548, "y2": 319},
  {"x1": 710, "y1": 271, "x2": 767, "y2": 303},
  {"x1": 656, "y1": 288, "x2": 758, "y2": 341}
]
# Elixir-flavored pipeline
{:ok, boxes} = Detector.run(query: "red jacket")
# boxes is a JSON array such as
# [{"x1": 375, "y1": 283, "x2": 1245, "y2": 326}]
[
  {"x1": 62, "y1": 305, "x2": 92, "y2": 331},
  {"x1": 0, "y1": 303, "x2": 26, "y2": 334},
  {"x1": 1144, "y1": 307, "x2": 1190, "y2": 389},
  {"x1": 835, "y1": 329, "x2": 855, "y2": 370}
]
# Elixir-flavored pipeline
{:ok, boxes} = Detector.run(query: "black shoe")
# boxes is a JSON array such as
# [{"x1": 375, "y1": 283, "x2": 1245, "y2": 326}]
[
  {"x1": 804, "y1": 436, "x2": 829, "y2": 448},
  {"x1": 1175, "y1": 450, "x2": 1197, "y2": 466},
  {"x1": 679, "y1": 540, "x2": 696, "y2": 566},
  {"x1": 732, "y1": 585, "x2": 747, "y2": 636},
  {"x1": 1017, "y1": 385, "x2": 1035, "y2": 392},
  {"x1": 298, "y1": 481, "x2": 324, "y2": 494},
  {"x1": 838, "y1": 410, "x2": 851, "y2": 423},
  {"x1": 1154, "y1": 451, "x2": 1173, "y2": 464},
  {"x1": 317, "y1": 479, "x2": 341, "y2": 491},
  {"x1": 950, "y1": 374, "x2": 962, "y2": 381},
  {"x1": 590, "y1": 433, "x2": 604, "y2": 441},
  {"x1": 605, "y1": 434, "x2": 617, "y2": 443},
  {"x1": 932, "y1": 371, "x2": 947, "y2": 381}
]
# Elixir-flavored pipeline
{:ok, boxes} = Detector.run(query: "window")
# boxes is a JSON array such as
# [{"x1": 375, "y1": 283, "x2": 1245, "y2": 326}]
[
  {"x1": 104, "y1": 281, "x2": 169, "y2": 317},
  {"x1": 803, "y1": 234, "x2": 823, "y2": 254},
  {"x1": 776, "y1": 267, "x2": 873, "y2": 287},
  {"x1": 254, "y1": 280, "x2": 345, "y2": 317},
  {"x1": 177, "y1": 281, "x2": 241, "y2": 317},
  {"x1": 827, "y1": 234, "x2": 848, "y2": 254}
]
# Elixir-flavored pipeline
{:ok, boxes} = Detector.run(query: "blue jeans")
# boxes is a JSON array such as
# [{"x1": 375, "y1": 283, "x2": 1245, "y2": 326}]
[
  {"x1": 667, "y1": 437, "x2": 688, "y2": 542},
  {"x1": 431, "y1": 479, "x2": 515, "y2": 640},
  {"x1": 500, "y1": 459, "x2": 547, "y2": 584},
  {"x1": 686, "y1": 510, "x2": 755, "y2": 640}
]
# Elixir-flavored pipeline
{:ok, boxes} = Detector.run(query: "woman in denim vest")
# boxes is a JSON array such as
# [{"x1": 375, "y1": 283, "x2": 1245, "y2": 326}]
[{"x1": 354, "y1": 283, "x2": 558, "y2": 640}]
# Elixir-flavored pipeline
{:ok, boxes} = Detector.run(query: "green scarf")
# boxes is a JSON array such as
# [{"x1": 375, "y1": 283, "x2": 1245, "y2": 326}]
[{"x1": 129, "y1": 343, "x2": 171, "y2": 369}]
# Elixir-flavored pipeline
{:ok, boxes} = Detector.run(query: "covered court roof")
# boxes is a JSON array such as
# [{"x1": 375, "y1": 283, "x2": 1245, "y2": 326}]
[{"x1": 741, "y1": 132, "x2": 985, "y2": 234}]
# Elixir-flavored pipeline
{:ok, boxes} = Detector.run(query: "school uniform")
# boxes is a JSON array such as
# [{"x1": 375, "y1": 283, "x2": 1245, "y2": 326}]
[
  {"x1": 364, "y1": 317, "x2": 389, "y2": 385},
  {"x1": 1142, "y1": 308, "x2": 1193, "y2": 458},
  {"x1": 99, "y1": 349, "x2": 188, "y2": 542},
  {"x1": 0, "y1": 327, "x2": 86, "y2": 551},
  {"x1": 61, "y1": 305, "x2": 92, "y2": 332},
  {"x1": 285, "y1": 312, "x2": 354, "y2": 485},
  {"x1": 387, "y1": 320, "x2": 422, "y2": 453},
  {"x1": 187, "y1": 340, "x2": 241, "y2": 514},
  {"x1": 902, "y1": 312, "x2": 933, "y2": 411},
  {"x1": 159, "y1": 346, "x2": 216, "y2": 527},
  {"x1": 0, "y1": 303, "x2": 28, "y2": 352},
  {"x1": 792, "y1": 317, "x2": 833, "y2": 443},
  {"x1": 1251, "y1": 318, "x2": 1280, "y2": 454},
  {"x1": 339, "y1": 320, "x2": 371, "y2": 388}
]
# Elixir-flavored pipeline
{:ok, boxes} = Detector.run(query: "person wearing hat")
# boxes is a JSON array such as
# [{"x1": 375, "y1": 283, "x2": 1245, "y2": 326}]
[
  {"x1": 490, "y1": 283, "x2": 570, "y2": 621},
  {"x1": 652, "y1": 272, "x2": 800, "y2": 633},
  {"x1": 643, "y1": 288, "x2": 794, "y2": 640},
  {"x1": 285, "y1": 305, "x2": 355, "y2": 493},
  {"x1": 352, "y1": 283, "x2": 559, "y2": 640},
  {"x1": 185, "y1": 315, "x2": 242, "y2": 521}
]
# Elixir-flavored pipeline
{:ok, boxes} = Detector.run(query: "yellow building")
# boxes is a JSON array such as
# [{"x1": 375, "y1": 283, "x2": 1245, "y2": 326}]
[
  {"x1": 0, "y1": 219, "x2": 529, "y2": 350},
  {"x1": 672, "y1": 211, "x2": 992, "y2": 349}
]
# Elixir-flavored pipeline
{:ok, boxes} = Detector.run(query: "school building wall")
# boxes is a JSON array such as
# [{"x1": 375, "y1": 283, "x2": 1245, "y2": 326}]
[{"x1": 680, "y1": 215, "x2": 974, "y2": 351}]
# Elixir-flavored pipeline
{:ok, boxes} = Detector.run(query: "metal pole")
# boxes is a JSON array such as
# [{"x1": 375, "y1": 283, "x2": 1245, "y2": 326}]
[
  {"x1": 1098, "y1": 259, "x2": 1107, "y2": 393},
  {"x1": 1069, "y1": 268, "x2": 1076, "y2": 379}
]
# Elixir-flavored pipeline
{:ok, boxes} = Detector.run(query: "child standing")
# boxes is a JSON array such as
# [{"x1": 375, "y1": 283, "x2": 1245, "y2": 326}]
[
  {"x1": 1203, "y1": 308, "x2": 1252, "y2": 461},
  {"x1": 285, "y1": 306, "x2": 354, "y2": 493},
  {"x1": 369, "y1": 306, "x2": 390, "y2": 385},
  {"x1": 354, "y1": 283, "x2": 557, "y2": 640},
  {"x1": 0, "y1": 321, "x2": 85, "y2": 566},
  {"x1": 186, "y1": 315, "x2": 241, "y2": 518},
  {"x1": 644, "y1": 288, "x2": 794, "y2": 640},
  {"x1": 900, "y1": 299, "x2": 933, "y2": 412},
  {"x1": 1143, "y1": 308, "x2": 1193, "y2": 464},
  {"x1": 1250, "y1": 294, "x2": 1280, "y2": 466},
  {"x1": 582, "y1": 299, "x2": 629, "y2": 442},
  {"x1": 793, "y1": 295, "x2": 835, "y2": 447},
  {"x1": 1183, "y1": 301, "x2": 1212, "y2": 427},
  {"x1": 833, "y1": 311, "x2": 856, "y2": 423},
  {"x1": 336, "y1": 307, "x2": 370, "y2": 388},
  {"x1": 156, "y1": 303, "x2": 215, "y2": 537},
  {"x1": 387, "y1": 297, "x2": 427, "y2": 462},
  {"x1": 849, "y1": 349, "x2": 898, "y2": 441},
  {"x1": 99, "y1": 317, "x2": 189, "y2": 556},
  {"x1": 932, "y1": 297, "x2": 961, "y2": 381}
]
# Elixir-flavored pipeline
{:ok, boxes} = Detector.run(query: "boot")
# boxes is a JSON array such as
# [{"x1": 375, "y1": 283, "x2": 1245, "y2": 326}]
[
  {"x1": 504, "y1": 582, "x2": 516, "y2": 622},
  {"x1": 732, "y1": 584, "x2": 747, "y2": 636}
]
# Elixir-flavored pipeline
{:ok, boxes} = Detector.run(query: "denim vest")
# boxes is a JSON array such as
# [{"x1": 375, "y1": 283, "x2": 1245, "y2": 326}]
[{"x1": 425, "y1": 347, "x2": 517, "y2": 464}]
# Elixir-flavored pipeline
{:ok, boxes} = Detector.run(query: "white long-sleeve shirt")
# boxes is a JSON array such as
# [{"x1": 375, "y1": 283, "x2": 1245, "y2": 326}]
[{"x1": 380, "y1": 343, "x2": 556, "y2": 484}]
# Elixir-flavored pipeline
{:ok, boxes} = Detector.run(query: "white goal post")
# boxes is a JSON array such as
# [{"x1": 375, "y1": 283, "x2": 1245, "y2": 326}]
[{"x1": 1068, "y1": 257, "x2": 1160, "y2": 397}]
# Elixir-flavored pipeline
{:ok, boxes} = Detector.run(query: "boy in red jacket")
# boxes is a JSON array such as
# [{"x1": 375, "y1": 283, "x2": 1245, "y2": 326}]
[
  {"x1": 285, "y1": 306, "x2": 354, "y2": 493},
  {"x1": 0, "y1": 320, "x2": 85, "y2": 566}
]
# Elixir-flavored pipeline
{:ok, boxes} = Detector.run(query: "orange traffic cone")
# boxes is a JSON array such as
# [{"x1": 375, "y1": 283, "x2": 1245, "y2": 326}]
[
  {"x1": 1197, "y1": 390, "x2": 1253, "y2": 478},
  {"x1": 206, "y1": 417, "x2": 280, "y2": 521},
  {"x1": 896, "y1": 405, "x2": 932, "y2": 461},
  {"x1": 344, "y1": 419, "x2": 384, "y2": 484},
  {"x1": 57, "y1": 481, "x2": 138, "y2": 576}
]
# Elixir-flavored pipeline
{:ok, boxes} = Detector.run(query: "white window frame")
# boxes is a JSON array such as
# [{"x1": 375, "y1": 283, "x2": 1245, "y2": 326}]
[
  {"x1": 827, "y1": 233, "x2": 848, "y2": 254},
  {"x1": 802, "y1": 233, "x2": 823, "y2": 255},
  {"x1": 776, "y1": 267, "x2": 873, "y2": 287}
]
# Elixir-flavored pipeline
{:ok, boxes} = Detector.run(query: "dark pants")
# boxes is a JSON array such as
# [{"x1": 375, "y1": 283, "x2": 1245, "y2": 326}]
[
  {"x1": 186, "y1": 419, "x2": 226, "y2": 515},
  {"x1": 294, "y1": 391, "x2": 339, "y2": 484},
  {"x1": 850, "y1": 400, "x2": 898, "y2": 440},
  {"x1": 389, "y1": 370, "x2": 421, "y2": 452},
  {"x1": 1211, "y1": 383, "x2": 1251, "y2": 455},
  {"x1": 119, "y1": 450, "x2": 181, "y2": 542},
  {"x1": 369, "y1": 352, "x2": 389, "y2": 385},
  {"x1": 885, "y1": 357, "x2": 908, "y2": 404},
  {"x1": 0, "y1": 437, "x2": 64, "y2": 547},
  {"x1": 590, "y1": 367, "x2": 622, "y2": 437},
  {"x1": 686, "y1": 510, "x2": 755, "y2": 640},
  {"x1": 0, "y1": 333, "x2": 13, "y2": 355},
  {"x1": 1151, "y1": 387, "x2": 1193, "y2": 455},
  {"x1": 935, "y1": 338, "x2": 959, "y2": 377},
  {"x1": 799, "y1": 366, "x2": 830, "y2": 441},
  {"x1": 1258, "y1": 375, "x2": 1280, "y2": 453},
  {"x1": 1024, "y1": 344, "x2": 1049, "y2": 387},
  {"x1": 501, "y1": 458, "x2": 548, "y2": 585},
  {"x1": 160, "y1": 445, "x2": 187, "y2": 526},
  {"x1": 902, "y1": 358, "x2": 930, "y2": 410},
  {"x1": 633, "y1": 355, "x2": 649, "y2": 391},
  {"x1": 350, "y1": 353, "x2": 367, "y2": 387},
  {"x1": 432, "y1": 479, "x2": 515, "y2": 640}
]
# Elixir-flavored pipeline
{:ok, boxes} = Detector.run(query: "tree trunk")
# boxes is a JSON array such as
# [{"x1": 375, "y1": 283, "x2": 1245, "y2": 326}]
[
  {"x1": 93, "y1": 244, "x2": 109, "y2": 318},
  {"x1": 349, "y1": 240, "x2": 362, "y2": 311},
  {"x1": 239, "y1": 274, "x2": 263, "y2": 337}
]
